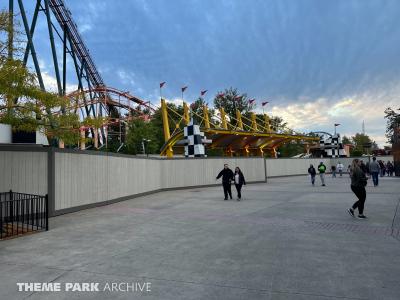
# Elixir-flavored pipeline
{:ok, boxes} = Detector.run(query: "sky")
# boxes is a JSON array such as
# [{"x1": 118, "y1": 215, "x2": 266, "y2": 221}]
[{"x1": 5, "y1": 0, "x2": 400, "y2": 146}]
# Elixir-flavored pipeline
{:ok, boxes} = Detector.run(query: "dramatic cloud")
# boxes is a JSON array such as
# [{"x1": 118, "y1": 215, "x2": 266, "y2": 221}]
[{"x1": 8, "y1": 0, "x2": 400, "y2": 146}]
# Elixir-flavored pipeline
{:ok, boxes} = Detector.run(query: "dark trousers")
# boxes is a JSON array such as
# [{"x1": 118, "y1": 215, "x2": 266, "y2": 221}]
[
  {"x1": 223, "y1": 182, "x2": 232, "y2": 199},
  {"x1": 351, "y1": 185, "x2": 366, "y2": 214},
  {"x1": 371, "y1": 172, "x2": 379, "y2": 186},
  {"x1": 235, "y1": 184, "x2": 243, "y2": 199}
]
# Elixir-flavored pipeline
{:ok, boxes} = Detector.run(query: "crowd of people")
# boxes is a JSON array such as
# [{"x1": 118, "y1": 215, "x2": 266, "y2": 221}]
[
  {"x1": 216, "y1": 158, "x2": 394, "y2": 218},
  {"x1": 306, "y1": 157, "x2": 395, "y2": 219}
]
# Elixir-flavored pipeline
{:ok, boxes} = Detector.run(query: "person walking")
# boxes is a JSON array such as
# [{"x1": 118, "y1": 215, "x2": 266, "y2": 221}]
[
  {"x1": 379, "y1": 160, "x2": 386, "y2": 177},
  {"x1": 369, "y1": 157, "x2": 380, "y2": 187},
  {"x1": 308, "y1": 164, "x2": 316, "y2": 186},
  {"x1": 348, "y1": 159, "x2": 368, "y2": 219},
  {"x1": 337, "y1": 162, "x2": 344, "y2": 177},
  {"x1": 216, "y1": 164, "x2": 234, "y2": 200},
  {"x1": 318, "y1": 162, "x2": 327, "y2": 186},
  {"x1": 331, "y1": 165, "x2": 337, "y2": 178},
  {"x1": 387, "y1": 161, "x2": 394, "y2": 177},
  {"x1": 234, "y1": 167, "x2": 246, "y2": 201}
]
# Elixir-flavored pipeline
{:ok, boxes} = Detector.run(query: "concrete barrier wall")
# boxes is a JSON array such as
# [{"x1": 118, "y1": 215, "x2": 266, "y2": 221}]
[
  {"x1": 265, "y1": 158, "x2": 331, "y2": 177},
  {"x1": 161, "y1": 157, "x2": 265, "y2": 189},
  {"x1": 55, "y1": 152, "x2": 162, "y2": 211},
  {"x1": 0, "y1": 150, "x2": 47, "y2": 195},
  {"x1": 0, "y1": 146, "x2": 394, "y2": 215}
]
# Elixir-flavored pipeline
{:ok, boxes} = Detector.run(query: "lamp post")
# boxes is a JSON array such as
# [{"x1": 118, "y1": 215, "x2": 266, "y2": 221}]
[
  {"x1": 334, "y1": 123, "x2": 341, "y2": 158},
  {"x1": 142, "y1": 138, "x2": 151, "y2": 156}
]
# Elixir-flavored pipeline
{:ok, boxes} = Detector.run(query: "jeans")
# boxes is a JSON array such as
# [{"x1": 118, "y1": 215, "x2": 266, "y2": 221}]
[
  {"x1": 310, "y1": 175, "x2": 315, "y2": 185},
  {"x1": 371, "y1": 172, "x2": 379, "y2": 186},
  {"x1": 319, "y1": 173, "x2": 325, "y2": 185},
  {"x1": 351, "y1": 185, "x2": 366, "y2": 214},
  {"x1": 222, "y1": 182, "x2": 232, "y2": 199},
  {"x1": 235, "y1": 184, "x2": 243, "y2": 199},
  {"x1": 332, "y1": 170, "x2": 336, "y2": 177},
  {"x1": 339, "y1": 169, "x2": 343, "y2": 177}
]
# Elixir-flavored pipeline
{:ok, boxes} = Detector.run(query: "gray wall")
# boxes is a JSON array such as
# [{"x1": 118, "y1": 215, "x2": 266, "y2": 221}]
[
  {"x1": 0, "y1": 146, "x2": 394, "y2": 216},
  {"x1": 0, "y1": 150, "x2": 47, "y2": 195}
]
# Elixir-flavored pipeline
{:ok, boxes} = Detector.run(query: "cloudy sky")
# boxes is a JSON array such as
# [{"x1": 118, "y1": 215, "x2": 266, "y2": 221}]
[{"x1": 6, "y1": 0, "x2": 400, "y2": 146}]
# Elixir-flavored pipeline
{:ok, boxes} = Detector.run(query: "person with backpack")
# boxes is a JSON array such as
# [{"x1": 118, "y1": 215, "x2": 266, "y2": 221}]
[
  {"x1": 308, "y1": 164, "x2": 316, "y2": 186},
  {"x1": 233, "y1": 167, "x2": 246, "y2": 201},
  {"x1": 216, "y1": 164, "x2": 234, "y2": 200},
  {"x1": 348, "y1": 159, "x2": 368, "y2": 219},
  {"x1": 318, "y1": 162, "x2": 327, "y2": 186}
]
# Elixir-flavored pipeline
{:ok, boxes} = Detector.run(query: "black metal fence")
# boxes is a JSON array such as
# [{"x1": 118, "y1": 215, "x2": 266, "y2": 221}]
[{"x1": 0, "y1": 190, "x2": 48, "y2": 239}]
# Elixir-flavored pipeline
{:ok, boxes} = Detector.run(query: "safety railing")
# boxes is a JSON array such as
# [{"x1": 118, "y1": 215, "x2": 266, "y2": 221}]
[{"x1": 0, "y1": 191, "x2": 48, "y2": 240}]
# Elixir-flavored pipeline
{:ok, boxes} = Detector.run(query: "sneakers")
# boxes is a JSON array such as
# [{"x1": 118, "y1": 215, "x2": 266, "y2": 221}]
[
  {"x1": 322, "y1": 184, "x2": 326, "y2": 186},
  {"x1": 224, "y1": 198, "x2": 228, "y2": 201},
  {"x1": 357, "y1": 215, "x2": 367, "y2": 219},
  {"x1": 348, "y1": 208, "x2": 355, "y2": 218}
]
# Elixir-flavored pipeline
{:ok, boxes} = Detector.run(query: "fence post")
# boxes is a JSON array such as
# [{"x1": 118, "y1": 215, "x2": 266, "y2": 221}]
[
  {"x1": 9, "y1": 190, "x2": 13, "y2": 224},
  {"x1": 45, "y1": 194, "x2": 49, "y2": 231}
]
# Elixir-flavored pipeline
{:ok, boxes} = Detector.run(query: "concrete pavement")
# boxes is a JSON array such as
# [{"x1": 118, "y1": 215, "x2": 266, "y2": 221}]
[{"x1": 0, "y1": 175, "x2": 399, "y2": 300}]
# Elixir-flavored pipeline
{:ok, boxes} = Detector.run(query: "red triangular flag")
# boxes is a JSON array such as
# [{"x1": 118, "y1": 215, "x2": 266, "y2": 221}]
[
  {"x1": 201, "y1": 90, "x2": 208, "y2": 96},
  {"x1": 160, "y1": 81, "x2": 166, "y2": 88},
  {"x1": 262, "y1": 101, "x2": 269, "y2": 106},
  {"x1": 181, "y1": 86, "x2": 188, "y2": 92},
  {"x1": 334, "y1": 123, "x2": 341, "y2": 126},
  {"x1": 217, "y1": 93, "x2": 225, "y2": 98},
  {"x1": 248, "y1": 98, "x2": 256, "y2": 104}
]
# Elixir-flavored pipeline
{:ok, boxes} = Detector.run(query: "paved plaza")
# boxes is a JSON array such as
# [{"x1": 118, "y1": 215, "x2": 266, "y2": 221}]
[{"x1": 0, "y1": 175, "x2": 399, "y2": 300}]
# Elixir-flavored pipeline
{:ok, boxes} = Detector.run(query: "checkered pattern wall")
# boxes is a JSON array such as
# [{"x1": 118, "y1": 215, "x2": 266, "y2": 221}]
[
  {"x1": 319, "y1": 134, "x2": 346, "y2": 158},
  {"x1": 182, "y1": 120, "x2": 211, "y2": 158}
]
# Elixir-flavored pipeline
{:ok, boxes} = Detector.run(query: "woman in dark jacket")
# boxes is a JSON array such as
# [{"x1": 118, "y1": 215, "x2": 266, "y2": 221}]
[
  {"x1": 234, "y1": 167, "x2": 246, "y2": 201},
  {"x1": 308, "y1": 164, "x2": 316, "y2": 185},
  {"x1": 348, "y1": 159, "x2": 368, "y2": 219}
]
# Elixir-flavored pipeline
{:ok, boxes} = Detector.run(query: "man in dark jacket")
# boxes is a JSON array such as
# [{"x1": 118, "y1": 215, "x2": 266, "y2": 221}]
[{"x1": 216, "y1": 164, "x2": 234, "y2": 200}]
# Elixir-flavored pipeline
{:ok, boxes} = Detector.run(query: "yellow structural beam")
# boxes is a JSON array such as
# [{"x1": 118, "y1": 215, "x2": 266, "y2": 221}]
[
  {"x1": 251, "y1": 113, "x2": 258, "y2": 131},
  {"x1": 183, "y1": 102, "x2": 190, "y2": 125},
  {"x1": 161, "y1": 98, "x2": 173, "y2": 157},
  {"x1": 236, "y1": 109, "x2": 243, "y2": 130},
  {"x1": 264, "y1": 114, "x2": 271, "y2": 132},
  {"x1": 220, "y1": 108, "x2": 228, "y2": 129},
  {"x1": 203, "y1": 105, "x2": 210, "y2": 129}
]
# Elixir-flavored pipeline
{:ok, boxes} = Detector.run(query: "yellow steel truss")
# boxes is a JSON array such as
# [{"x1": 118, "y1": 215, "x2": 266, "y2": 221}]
[{"x1": 160, "y1": 99, "x2": 319, "y2": 157}]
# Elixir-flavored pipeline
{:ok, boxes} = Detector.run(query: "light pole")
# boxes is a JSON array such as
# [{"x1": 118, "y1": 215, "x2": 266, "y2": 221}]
[
  {"x1": 142, "y1": 138, "x2": 151, "y2": 156},
  {"x1": 334, "y1": 123, "x2": 340, "y2": 158}
]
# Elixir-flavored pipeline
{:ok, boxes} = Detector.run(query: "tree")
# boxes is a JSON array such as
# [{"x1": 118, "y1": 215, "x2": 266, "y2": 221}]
[
  {"x1": 351, "y1": 133, "x2": 376, "y2": 154},
  {"x1": 124, "y1": 119, "x2": 159, "y2": 155},
  {"x1": 342, "y1": 135, "x2": 351, "y2": 145},
  {"x1": 384, "y1": 107, "x2": 400, "y2": 144},
  {"x1": 0, "y1": 10, "x2": 81, "y2": 145},
  {"x1": 213, "y1": 87, "x2": 254, "y2": 120}
]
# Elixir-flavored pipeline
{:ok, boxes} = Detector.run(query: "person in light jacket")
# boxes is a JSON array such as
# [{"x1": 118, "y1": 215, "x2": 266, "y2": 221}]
[
  {"x1": 234, "y1": 167, "x2": 246, "y2": 201},
  {"x1": 369, "y1": 157, "x2": 380, "y2": 187}
]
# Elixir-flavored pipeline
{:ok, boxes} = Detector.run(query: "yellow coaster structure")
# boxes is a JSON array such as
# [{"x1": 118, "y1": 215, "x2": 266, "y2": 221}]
[{"x1": 160, "y1": 99, "x2": 319, "y2": 157}]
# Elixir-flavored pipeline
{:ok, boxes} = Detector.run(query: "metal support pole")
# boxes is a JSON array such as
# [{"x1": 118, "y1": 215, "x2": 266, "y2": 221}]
[
  {"x1": 203, "y1": 105, "x2": 210, "y2": 129},
  {"x1": 8, "y1": 0, "x2": 14, "y2": 59},
  {"x1": 44, "y1": 0, "x2": 62, "y2": 96},
  {"x1": 17, "y1": 0, "x2": 45, "y2": 90},
  {"x1": 23, "y1": 0, "x2": 41, "y2": 66}
]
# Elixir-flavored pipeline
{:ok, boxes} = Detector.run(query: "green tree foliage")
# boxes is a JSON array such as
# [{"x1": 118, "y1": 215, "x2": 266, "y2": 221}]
[
  {"x1": 213, "y1": 87, "x2": 253, "y2": 119},
  {"x1": 342, "y1": 135, "x2": 351, "y2": 144},
  {"x1": 124, "y1": 118, "x2": 159, "y2": 155},
  {"x1": 0, "y1": 10, "x2": 80, "y2": 145},
  {"x1": 384, "y1": 107, "x2": 400, "y2": 144}
]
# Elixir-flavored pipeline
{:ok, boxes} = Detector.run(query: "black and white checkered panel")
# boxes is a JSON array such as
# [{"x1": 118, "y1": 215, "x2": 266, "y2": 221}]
[
  {"x1": 320, "y1": 135, "x2": 346, "y2": 157},
  {"x1": 183, "y1": 123, "x2": 207, "y2": 158}
]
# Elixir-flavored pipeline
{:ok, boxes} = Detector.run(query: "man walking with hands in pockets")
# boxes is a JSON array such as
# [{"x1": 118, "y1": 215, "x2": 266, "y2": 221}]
[{"x1": 216, "y1": 164, "x2": 234, "y2": 200}]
